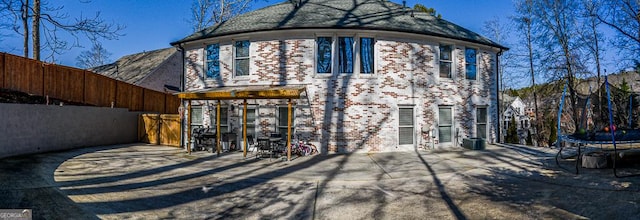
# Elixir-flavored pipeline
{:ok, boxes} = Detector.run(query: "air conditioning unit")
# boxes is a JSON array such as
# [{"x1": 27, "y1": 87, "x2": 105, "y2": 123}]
[{"x1": 462, "y1": 138, "x2": 485, "y2": 150}]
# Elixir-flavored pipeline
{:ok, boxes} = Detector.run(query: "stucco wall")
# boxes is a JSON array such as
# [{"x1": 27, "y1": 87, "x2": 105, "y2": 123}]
[
  {"x1": 181, "y1": 31, "x2": 498, "y2": 153},
  {"x1": 0, "y1": 103, "x2": 138, "y2": 159}
]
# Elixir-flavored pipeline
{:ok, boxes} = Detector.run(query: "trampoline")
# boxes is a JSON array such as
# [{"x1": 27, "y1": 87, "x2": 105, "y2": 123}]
[{"x1": 556, "y1": 76, "x2": 640, "y2": 178}]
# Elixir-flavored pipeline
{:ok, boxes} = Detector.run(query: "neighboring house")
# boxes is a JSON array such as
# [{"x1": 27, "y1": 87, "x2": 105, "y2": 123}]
[
  {"x1": 171, "y1": 0, "x2": 508, "y2": 152},
  {"x1": 501, "y1": 95, "x2": 531, "y2": 144},
  {"x1": 90, "y1": 47, "x2": 182, "y2": 93}
]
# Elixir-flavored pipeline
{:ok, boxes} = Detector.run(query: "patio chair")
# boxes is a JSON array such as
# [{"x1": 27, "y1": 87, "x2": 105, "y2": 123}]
[{"x1": 256, "y1": 137, "x2": 272, "y2": 159}]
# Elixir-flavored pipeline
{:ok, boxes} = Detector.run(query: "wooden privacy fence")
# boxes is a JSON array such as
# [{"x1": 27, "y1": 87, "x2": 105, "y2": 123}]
[
  {"x1": 138, "y1": 114, "x2": 181, "y2": 147},
  {"x1": 0, "y1": 52, "x2": 179, "y2": 114}
]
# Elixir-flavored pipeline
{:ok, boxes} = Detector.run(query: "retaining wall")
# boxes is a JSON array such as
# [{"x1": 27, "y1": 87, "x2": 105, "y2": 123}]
[{"x1": 0, "y1": 103, "x2": 138, "y2": 158}]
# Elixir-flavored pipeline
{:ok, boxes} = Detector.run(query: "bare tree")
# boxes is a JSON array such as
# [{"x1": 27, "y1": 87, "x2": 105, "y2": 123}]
[
  {"x1": 595, "y1": 0, "x2": 639, "y2": 65},
  {"x1": 513, "y1": 0, "x2": 543, "y2": 145},
  {"x1": 532, "y1": 0, "x2": 585, "y2": 130},
  {"x1": 188, "y1": 0, "x2": 257, "y2": 32},
  {"x1": 75, "y1": 41, "x2": 111, "y2": 69},
  {"x1": 1, "y1": 0, "x2": 125, "y2": 62}
]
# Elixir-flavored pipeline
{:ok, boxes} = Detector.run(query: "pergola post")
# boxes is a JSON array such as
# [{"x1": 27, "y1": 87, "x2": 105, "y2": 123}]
[
  {"x1": 287, "y1": 99, "x2": 292, "y2": 161},
  {"x1": 187, "y1": 101, "x2": 192, "y2": 155},
  {"x1": 216, "y1": 100, "x2": 221, "y2": 156},
  {"x1": 243, "y1": 99, "x2": 248, "y2": 158}
]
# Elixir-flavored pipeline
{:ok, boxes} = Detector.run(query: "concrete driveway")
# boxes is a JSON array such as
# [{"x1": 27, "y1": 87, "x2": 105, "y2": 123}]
[{"x1": 1, "y1": 143, "x2": 639, "y2": 219}]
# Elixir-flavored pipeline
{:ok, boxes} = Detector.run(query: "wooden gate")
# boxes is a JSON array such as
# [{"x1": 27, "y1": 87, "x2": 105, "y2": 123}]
[{"x1": 139, "y1": 114, "x2": 180, "y2": 147}]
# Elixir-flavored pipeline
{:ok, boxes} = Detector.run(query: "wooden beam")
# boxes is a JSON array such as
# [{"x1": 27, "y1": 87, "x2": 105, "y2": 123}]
[
  {"x1": 187, "y1": 101, "x2": 192, "y2": 155},
  {"x1": 287, "y1": 99, "x2": 292, "y2": 161},
  {"x1": 177, "y1": 87, "x2": 305, "y2": 100},
  {"x1": 216, "y1": 100, "x2": 221, "y2": 156},
  {"x1": 243, "y1": 99, "x2": 247, "y2": 158}
]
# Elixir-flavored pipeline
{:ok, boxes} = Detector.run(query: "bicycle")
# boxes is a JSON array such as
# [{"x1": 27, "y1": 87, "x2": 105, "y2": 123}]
[{"x1": 290, "y1": 134, "x2": 318, "y2": 156}]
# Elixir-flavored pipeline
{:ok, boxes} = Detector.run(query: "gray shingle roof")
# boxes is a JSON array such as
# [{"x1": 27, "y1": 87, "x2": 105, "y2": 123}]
[
  {"x1": 90, "y1": 47, "x2": 177, "y2": 85},
  {"x1": 171, "y1": 0, "x2": 507, "y2": 49}
]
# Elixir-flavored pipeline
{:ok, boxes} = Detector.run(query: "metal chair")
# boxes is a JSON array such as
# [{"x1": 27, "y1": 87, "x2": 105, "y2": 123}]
[{"x1": 256, "y1": 137, "x2": 271, "y2": 159}]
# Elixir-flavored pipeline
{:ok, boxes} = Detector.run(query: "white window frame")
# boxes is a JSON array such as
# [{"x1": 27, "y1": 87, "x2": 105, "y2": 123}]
[
  {"x1": 315, "y1": 35, "x2": 334, "y2": 76},
  {"x1": 191, "y1": 105, "x2": 203, "y2": 126},
  {"x1": 233, "y1": 39, "x2": 251, "y2": 77},
  {"x1": 242, "y1": 106, "x2": 257, "y2": 139},
  {"x1": 204, "y1": 43, "x2": 221, "y2": 80},
  {"x1": 210, "y1": 106, "x2": 229, "y2": 133},
  {"x1": 476, "y1": 106, "x2": 488, "y2": 139},
  {"x1": 438, "y1": 106, "x2": 454, "y2": 145},
  {"x1": 337, "y1": 35, "x2": 355, "y2": 75},
  {"x1": 465, "y1": 47, "x2": 478, "y2": 80},
  {"x1": 356, "y1": 35, "x2": 376, "y2": 76},
  {"x1": 277, "y1": 106, "x2": 295, "y2": 136},
  {"x1": 438, "y1": 44, "x2": 454, "y2": 79},
  {"x1": 398, "y1": 106, "x2": 415, "y2": 146},
  {"x1": 315, "y1": 33, "x2": 376, "y2": 77}
]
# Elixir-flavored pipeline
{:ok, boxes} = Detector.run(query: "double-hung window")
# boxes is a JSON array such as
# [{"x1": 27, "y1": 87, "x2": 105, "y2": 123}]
[
  {"x1": 439, "y1": 44, "x2": 453, "y2": 78},
  {"x1": 211, "y1": 107, "x2": 229, "y2": 132},
  {"x1": 398, "y1": 107, "x2": 414, "y2": 145},
  {"x1": 476, "y1": 107, "x2": 487, "y2": 139},
  {"x1": 278, "y1": 107, "x2": 294, "y2": 136},
  {"x1": 234, "y1": 40, "x2": 250, "y2": 76},
  {"x1": 205, "y1": 44, "x2": 220, "y2": 79},
  {"x1": 316, "y1": 37, "x2": 333, "y2": 74},
  {"x1": 438, "y1": 106, "x2": 453, "y2": 143},
  {"x1": 360, "y1": 37, "x2": 374, "y2": 74},
  {"x1": 465, "y1": 48, "x2": 477, "y2": 80},
  {"x1": 191, "y1": 105, "x2": 203, "y2": 126},
  {"x1": 243, "y1": 108, "x2": 256, "y2": 139}
]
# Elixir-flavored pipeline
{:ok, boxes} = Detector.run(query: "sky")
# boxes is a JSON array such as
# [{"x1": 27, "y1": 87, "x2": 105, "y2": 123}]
[{"x1": 0, "y1": 0, "x2": 518, "y2": 68}]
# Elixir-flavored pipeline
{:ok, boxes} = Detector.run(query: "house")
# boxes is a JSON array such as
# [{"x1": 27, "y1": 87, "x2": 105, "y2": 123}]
[
  {"x1": 501, "y1": 95, "x2": 531, "y2": 144},
  {"x1": 171, "y1": 0, "x2": 508, "y2": 153},
  {"x1": 90, "y1": 47, "x2": 182, "y2": 93}
]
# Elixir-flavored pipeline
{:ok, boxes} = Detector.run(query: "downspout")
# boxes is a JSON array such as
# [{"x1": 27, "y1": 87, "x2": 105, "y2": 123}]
[
  {"x1": 178, "y1": 44, "x2": 186, "y2": 149},
  {"x1": 496, "y1": 48, "x2": 503, "y2": 144}
]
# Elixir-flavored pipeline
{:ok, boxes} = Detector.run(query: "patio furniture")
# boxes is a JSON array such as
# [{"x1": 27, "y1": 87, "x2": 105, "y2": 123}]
[{"x1": 256, "y1": 137, "x2": 272, "y2": 159}]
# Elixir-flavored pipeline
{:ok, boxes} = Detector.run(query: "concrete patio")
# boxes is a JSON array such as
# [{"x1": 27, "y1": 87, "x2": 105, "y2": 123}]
[{"x1": 1, "y1": 143, "x2": 639, "y2": 219}]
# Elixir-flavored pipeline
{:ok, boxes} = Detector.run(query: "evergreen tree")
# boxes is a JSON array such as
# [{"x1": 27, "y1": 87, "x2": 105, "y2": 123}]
[{"x1": 506, "y1": 117, "x2": 519, "y2": 144}]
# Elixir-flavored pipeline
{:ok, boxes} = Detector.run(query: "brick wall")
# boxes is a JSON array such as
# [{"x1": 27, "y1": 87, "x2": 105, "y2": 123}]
[{"x1": 182, "y1": 33, "x2": 498, "y2": 153}]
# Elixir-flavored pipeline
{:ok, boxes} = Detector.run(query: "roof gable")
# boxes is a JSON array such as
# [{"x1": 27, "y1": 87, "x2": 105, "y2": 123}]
[{"x1": 90, "y1": 48, "x2": 178, "y2": 85}]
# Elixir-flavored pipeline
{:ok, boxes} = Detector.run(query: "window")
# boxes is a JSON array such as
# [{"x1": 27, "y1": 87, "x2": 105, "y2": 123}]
[
  {"x1": 398, "y1": 107, "x2": 414, "y2": 145},
  {"x1": 317, "y1": 36, "x2": 374, "y2": 75},
  {"x1": 234, "y1": 40, "x2": 250, "y2": 76},
  {"x1": 465, "y1": 48, "x2": 477, "y2": 80},
  {"x1": 316, "y1": 37, "x2": 332, "y2": 74},
  {"x1": 439, "y1": 44, "x2": 453, "y2": 78},
  {"x1": 191, "y1": 106, "x2": 203, "y2": 126},
  {"x1": 338, "y1": 37, "x2": 354, "y2": 74},
  {"x1": 476, "y1": 107, "x2": 487, "y2": 139},
  {"x1": 438, "y1": 106, "x2": 453, "y2": 143},
  {"x1": 243, "y1": 108, "x2": 256, "y2": 139},
  {"x1": 210, "y1": 107, "x2": 229, "y2": 132},
  {"x1": 360, "y1": 37, "x2": 374, "y2": 74},
  {"x1": 278, "y1": 107, "x2": 294, "y2": 135},
  {"x1": 205, "y1": 44, "x2": 220, "y2": 78}
]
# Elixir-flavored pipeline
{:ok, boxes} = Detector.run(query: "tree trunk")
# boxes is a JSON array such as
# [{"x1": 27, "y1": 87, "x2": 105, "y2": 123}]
[
  {"x1": 22, "y1": 0, "x2": 29, "y2": 58},
  {"x1": 32, "y1": 0, "x2": 40, "y2": 61}
]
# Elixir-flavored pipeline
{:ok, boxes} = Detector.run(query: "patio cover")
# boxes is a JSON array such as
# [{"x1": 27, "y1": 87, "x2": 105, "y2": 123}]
[
  {"x1": 177, "y1": 85, "x2": 306, "y2": 100},
  {"x1": 177, "y1": 85, "x2": 307, "y2": 161}
]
